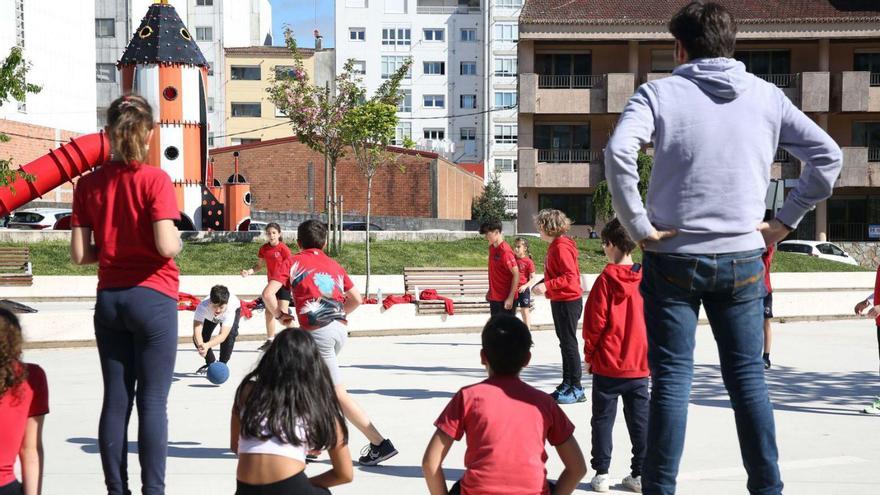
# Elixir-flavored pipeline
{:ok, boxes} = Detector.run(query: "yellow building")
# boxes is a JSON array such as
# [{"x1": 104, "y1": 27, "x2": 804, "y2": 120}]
[{"x1": 223, "y1": 46, "x2": 327, "y2": 145}]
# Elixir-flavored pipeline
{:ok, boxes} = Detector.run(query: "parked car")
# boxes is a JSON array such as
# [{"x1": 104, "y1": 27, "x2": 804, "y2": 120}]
[
  {"x1": 777, "y1": 240, "x2": 859, "y2": 266},
  {"x1": 8, "y1": 208, "x2": 72, "y2": 230},
  {"x1": 341, "y1": 222, "x2": 383, "y2": 231},
  {"x1": 248, "y1": 221, "x2": 268, "y2": 232}
]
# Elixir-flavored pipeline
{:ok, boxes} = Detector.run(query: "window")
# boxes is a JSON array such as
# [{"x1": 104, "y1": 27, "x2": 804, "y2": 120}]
[
  {"x1": 424, "y1": 95, "x2": 445, "y2": 108},
  {"x1": 232, "y1": 138, "x2": 261, "y2": 145},
  {"x1": 197, "y1": 0, "x2": 213, "y2": 5},
  {"x1": 734, "y1": 50, "x2": 792, "y2": 86},
  {"x1": 460, "y1": 28, "x2": 476, "y2": 42},
  {"x1": 14, "y1": 0, "x2": 24, "y2": 48},
  {"x1": 460, "y1": 94, "x2": 477, "y2": 109},
  {"x1": 817, "y1": 243, "x2": 846, "y2": 257},
  {"x1": 855, "y1": 52, "x2": 880, "y2": 86},
  {"x1": 349, "y1": 28, "x2": 365, "y2": 41},
  {"x1": 494, "y1": 92, "x2": 517, "y2": 109},
  {"x1": 208, "y1": 132, "x2": 215, "y2": 147},
  {"x1": 423, "y1": 61, "x2": 445, "y2": 75},
  {"x1": 460, "y1": 128, "x2": 476, "y2": 141},
  {"x1": 95, "y1": 18, "x2": 115, "y2": 38},
  {"x1": 231, "y1": 66, "x2": 260, "y2": 80},
  {"x1": 424, "y1": 28, "x2": 445, "y2": 42},
  {"x1": 495, "y1": 0, "x2": 523, "y2": 7},
  {"x1": 382, "y1": 27, "x2": 411, "y2": 47},
  {"x1": 535, "y1": 124, "x2": 590, "y2": 150},
  {"x1": 494, "y1": 57, "x2": 517, "y2": 77},
  {"x1": 381, "y1": 55, "x2": 410, "y2": 78},
  {"x1": 461, "y1": 61, "x2": 477, "y2": 75},
  {"x1": 274, "y1": 65, "x2": 298, "y2": 80},
  {"x1": 195, "y1": 26, "x2": 212, "y2": 41},
  {"x1": 398, "y1": 89, "x2": 412, "y2": 112},
  {"x1": 504, "y1": 195, "x2": 518, "y2": 211},
  {"x1": 231, "y1": 102, "x2": 261, "y2": 117},
  {"x1": 96, "y1": 64, "x2": 116, "y2": 82},
  {"x1": 494, "y1": 125, "x2": 517, "y2": 144},
  {"x1": 778, "y1": 243, "x2": 812, "y2": 255},
  {"x1": 853, "y1": 122, "x2": 880, "y2": 161},
  {"x1": 352, "y1": 60, "x2": 366, "y2": 75},
  {"x1": 394, "y1": 122, "x2": 412, "y2": 145},
  {"x1": 536, "y1": 53, "x2": 592, "y2": 77},
  {"x1": 207, "y1": 62, "x2": 214, "y2": 76},
  {"x1": 651, "y1": 50, "x2": 675, "y2": 73},
  {"x1": 494, "y1": 23, "x2": 517, "y2": 42},
  {"x1": 538, "y1": 194, "x2": 594, "y2": 225},
  {"x1": 495, "y1": 158, "x2": 518, "y2": 173},
  {"x1": 424, "y1": 129, "x2": 445, "y2": 140},
  {"x1": 207, "y1": 97, "x2": 215, "y2": 112}
]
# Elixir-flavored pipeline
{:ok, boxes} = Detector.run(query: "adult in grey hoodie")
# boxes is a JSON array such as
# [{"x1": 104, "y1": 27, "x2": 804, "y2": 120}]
[{"x1": 604, "y1": 3, "x2": 841, "y2": 495}]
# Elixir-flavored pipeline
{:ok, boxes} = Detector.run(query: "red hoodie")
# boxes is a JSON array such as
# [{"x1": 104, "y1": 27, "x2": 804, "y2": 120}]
[
  {"x1": 543, "y1": 236, "x2": 582, "y2": 302},
  {"x1": 582, "y1": 263, "x2": 649, "y2": 379}
]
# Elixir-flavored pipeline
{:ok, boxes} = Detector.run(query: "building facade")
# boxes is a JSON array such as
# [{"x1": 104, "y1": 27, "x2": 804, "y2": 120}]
[
  {"x1": 517, "y1": 0, "x2": 880, "y2": 240},
  {"x1": 224, "y1": 45, "x2": 336, "y2": 145},
  {"x1": 94, "y1": 0, "x2": 272, "y2": 147}
]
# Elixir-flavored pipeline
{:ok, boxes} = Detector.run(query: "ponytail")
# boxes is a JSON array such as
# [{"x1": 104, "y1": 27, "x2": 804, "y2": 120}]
[{"x1": 106, "y1": 95, "x2": 154, "y2": 164}]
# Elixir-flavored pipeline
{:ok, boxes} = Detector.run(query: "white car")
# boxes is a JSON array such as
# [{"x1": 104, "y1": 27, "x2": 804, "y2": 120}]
[
  {"x1": 777, "y1": 240, "x2": 859, "y2": 266},
  {"x1": 8, "y1": 208, "x2": 72, "y2": 230}
]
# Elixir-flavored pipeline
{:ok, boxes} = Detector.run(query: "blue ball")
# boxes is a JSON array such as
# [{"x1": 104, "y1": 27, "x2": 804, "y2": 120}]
[{"x1": 206, "y1": 362, "x2": 229, "y2": 385}]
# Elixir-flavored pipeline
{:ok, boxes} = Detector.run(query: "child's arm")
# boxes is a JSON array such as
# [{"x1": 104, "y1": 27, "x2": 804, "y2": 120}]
[
  {"x1": 203, "y1": 324, "x2": 232, "y2": 350},
  {"x1": 855, "y1": 293, "x2": 874, "y2": 315},
  {"x1": 505, "y1": 264, "x2": 520, "y2": 309},
  {"x1": 242, "y1": 257, "x2": 266, "y2": 277},
  {"x1": 70, "y1": 227, "x2": 98, "y2": 265},
  {"x1": 422, "y1": 429, "x2": 454, "y2": 495},
  {"x1": 552, "y1": 436, "x2": 587, "y2": 495},
  {"x1": 344, "y1": 287, "x2": 363, "y2": 315},
  {"x1": 19, "y1": 415, "x2": 45, "y2": 495},
  {"x1": 192, "y1": 321, "x2": 206, "y2": 356},
  {"x1": 309, "y1": 420, "x2": 354, "y2": 488},
  {"x1": 582, "y1": 275, "x2": 610, "y2": 368}
]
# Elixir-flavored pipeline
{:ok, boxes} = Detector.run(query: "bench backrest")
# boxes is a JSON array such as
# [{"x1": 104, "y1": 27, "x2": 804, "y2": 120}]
[
  {"x1": 0, "y1": 248, "x2": 32, "y2": 276},
  {"x1": 403, "y1": 267, "x2": 489, "y2": 299}
]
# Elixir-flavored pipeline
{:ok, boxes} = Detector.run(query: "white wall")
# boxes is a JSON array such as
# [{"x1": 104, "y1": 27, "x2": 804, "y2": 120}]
[{"x1": 0, "y1": 0, "x2": 97, "y2": 133}]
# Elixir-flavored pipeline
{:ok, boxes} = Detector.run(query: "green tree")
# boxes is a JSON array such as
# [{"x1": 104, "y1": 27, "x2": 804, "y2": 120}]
[
  {"x1": 0, "y1": 46, "x2": 41, "y2": 194},
  {"x1": 471, "y1": 174, "x2": 511, "y2": 224},
  {"x1": 593, "y1": 150, "x2": 653, "y2": 221}
]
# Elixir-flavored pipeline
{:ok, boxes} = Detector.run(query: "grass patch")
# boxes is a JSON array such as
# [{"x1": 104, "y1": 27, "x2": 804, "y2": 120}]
[{"x1": 3, "y1": 238, "x2": 870, "y2": 276}]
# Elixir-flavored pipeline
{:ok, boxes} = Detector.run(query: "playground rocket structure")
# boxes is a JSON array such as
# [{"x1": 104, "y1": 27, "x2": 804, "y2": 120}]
[{"x1": 0, "y1": 0, "x2": 250, "y2": 231}]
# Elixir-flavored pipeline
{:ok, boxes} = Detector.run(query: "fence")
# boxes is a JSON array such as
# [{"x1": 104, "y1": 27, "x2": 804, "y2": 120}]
[
  {"x1": 537, "y1": 149, "x2": 595, "y2": 163},
  {"x1": 538, "y1": 74, "x2": 603, "y2": 89}
]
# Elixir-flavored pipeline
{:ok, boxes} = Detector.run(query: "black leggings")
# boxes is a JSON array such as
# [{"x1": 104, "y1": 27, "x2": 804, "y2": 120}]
[
  {"x1": 0, "y1": 480, "x2": 22, "y2": 495},
  {"x1": 236, "y1": 472, "x2": 330, "y2": 495},
  {"x1": 551, "y1": 299, "x2": 584, "y2": 388}
]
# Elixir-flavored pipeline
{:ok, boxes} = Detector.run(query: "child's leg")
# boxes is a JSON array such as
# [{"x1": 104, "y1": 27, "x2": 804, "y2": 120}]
[
  {"x1": 763, "y1": 319, "x2": 772, "y2": 354},
  {"x1": 550, "y1": 302, "x2": 570, "y2": 387},
  {"x1": 337, "y1": 386, "x2": 384, "y2": 445},
  {"x1": 621, "y1": 377, "x2": 650, "y2": 478},
  {"x1": 263, "y1": 309, "x2": 276, "y2": 340},
  {"x1": 520, "y1": 307, "x2": 531, "y2": 329},
  {"x1": 219, "y1": 310, "x2": 241, "y2": 364},
  {"x1": 590, "y1": 375, "x2": 619, "y2": 475},
  {"x1": 554, "y1": 300, "x2": 584, "y2": 388},
  {"x1": 278, "y1": 299, "x2": 294, "y2": 329},
  {"x1": 201, "y1": 321, "x2": 217, "y2": 365}
]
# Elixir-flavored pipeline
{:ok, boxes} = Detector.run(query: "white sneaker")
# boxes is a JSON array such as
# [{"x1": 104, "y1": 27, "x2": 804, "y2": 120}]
[
  {"x1": 863, "y1": 403, "x2": 880, "y2": 415},
  {"x1": 591, "y1": 474, "x2": 611, "y2": 492},
  {"x1": 622, "y1": 474, "x2": 643, "y2": 493}
]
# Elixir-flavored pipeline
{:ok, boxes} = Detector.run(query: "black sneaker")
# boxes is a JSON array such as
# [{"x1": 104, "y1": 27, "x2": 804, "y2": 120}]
[
  {"x1": 358, "y1": 439, "x2": 398, "y2": 466},
  {"x1": 195, "y1": 364, "x2": 209, "y2": 375},
  {"x1": 258, "y1": 339, "x2": 273, "y2": 351}
]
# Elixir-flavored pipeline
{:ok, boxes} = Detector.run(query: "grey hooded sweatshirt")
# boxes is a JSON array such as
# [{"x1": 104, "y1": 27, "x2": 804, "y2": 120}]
[{"x1": 605, "y1": 57, "x2": 842, "y2": 254}]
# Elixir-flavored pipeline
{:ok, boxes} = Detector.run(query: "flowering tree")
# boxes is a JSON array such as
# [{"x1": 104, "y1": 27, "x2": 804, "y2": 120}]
[{"x1": 0, "y1": 47, "x2": 41, "y2": 194}]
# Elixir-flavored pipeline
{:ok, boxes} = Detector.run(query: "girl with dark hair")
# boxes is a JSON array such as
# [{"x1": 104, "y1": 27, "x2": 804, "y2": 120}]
[
  {"x1": 0, "y1": 309, "x2": 48, "y2": 495},
  {"x1": 231, "y1": 329, "x2": 352, "y2": 494},
  {"x1": 241, "y1": 222, "x2": 295, "y2": 350},
  {"x1": 70, "y1": 94, "x2": 182, "y2": 495},
  {"x1": 513, "y1": 237, "x2": 537, "y2": 329}
]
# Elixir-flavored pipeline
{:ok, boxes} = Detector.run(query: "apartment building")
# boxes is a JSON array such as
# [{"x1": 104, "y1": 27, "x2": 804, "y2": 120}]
[
  {"x1": 94, "y1": 0, "x2": 272, "y2": 147},
  {"x1": 517, "y1": 0, "x2": 880, "y2": 240}
]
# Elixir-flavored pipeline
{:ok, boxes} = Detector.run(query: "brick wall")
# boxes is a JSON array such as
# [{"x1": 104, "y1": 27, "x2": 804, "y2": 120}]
[
  {"x1": 0, "y1": 119, "x2": 82, "y2": 204},
  {"x1": 210, "y1": 138, "x2": 481, "y2": 219}
]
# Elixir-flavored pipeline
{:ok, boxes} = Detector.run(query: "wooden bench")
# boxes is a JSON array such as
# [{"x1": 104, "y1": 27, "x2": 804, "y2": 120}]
[
  {"x1": 0, "y1": 247, "x2": 33, "y2": 287},
  {"x1": 403, "y1": 267, "x2": 490, "y2": 315}
]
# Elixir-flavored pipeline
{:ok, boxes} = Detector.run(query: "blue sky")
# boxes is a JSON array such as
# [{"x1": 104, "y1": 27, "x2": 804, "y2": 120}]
[{"x1": 272, "y1": 0, "x2": 335, "y2": 48}]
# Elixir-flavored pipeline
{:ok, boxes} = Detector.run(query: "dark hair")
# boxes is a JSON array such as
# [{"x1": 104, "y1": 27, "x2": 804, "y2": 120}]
[
  {"x1": 482, "y1": 314, "x2": 532, "y2": 375},
  {"x1": 668, "y1": 1, "x2": 737, "y2": 60},
  {"x1": 297, "y1": 220, "x2": 327, "y2": 250},
  {"x1": 514, "y1": 237, "x2": 532, "y2": 259},
  {"x1": 106, "y1": 95, "x2": 154, "y2": 164},
  {"x1": 209, "y1": 285, "x2": 230, "y2": 306},
  {"x1": 265, "y1": 222, "x2": 283, "y2": 240},
  {"x1": 0, "y1": 308, "x2": 25, "y2": 396},
  {"x1": 479, "y1": 220, "x2": 503, "y2": 235},
  {"x1": 235, "y1": 329, "x2": 347, "y2": 451},
  {"x1": 601, "y1": 218, "x2": 637, "y2": 255}
]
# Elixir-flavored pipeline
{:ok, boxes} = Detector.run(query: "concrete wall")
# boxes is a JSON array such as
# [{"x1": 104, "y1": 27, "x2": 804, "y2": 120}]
[
  {"x1": 252, "y1": 210, "x2": 512, "y2": 233},
  {"x1": 436, "y1": 160, "x2": 484, "y2": 219}
]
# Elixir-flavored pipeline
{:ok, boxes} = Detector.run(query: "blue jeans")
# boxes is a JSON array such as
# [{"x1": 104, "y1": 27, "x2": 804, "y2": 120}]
[{"x1": 640, "y1": 250, "x2": 782, "y2": 495}]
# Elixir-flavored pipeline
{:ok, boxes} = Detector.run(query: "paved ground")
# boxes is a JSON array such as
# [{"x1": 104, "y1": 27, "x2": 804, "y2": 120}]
[{"x1": 20, "y1": 319, "x2": 880, "y2": 494}]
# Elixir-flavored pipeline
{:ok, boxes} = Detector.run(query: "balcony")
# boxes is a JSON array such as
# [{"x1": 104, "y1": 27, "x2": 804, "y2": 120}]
[
  {"x1": 835, "y1": 71, "x2": 880, "y2": 112},
  {"x1": 520, "y1": 73, "x2": 635, "y2": 114},
  {"x1": 771, "y1": 148, "x2": 801, "y2": 180},
  {"x1": 835, "y1": 147, "x2": 880, "y2": 187},
  {"x1": 751, "y1": 73, "x2": 830, "y2": 112},
  {"x1": 518, "y1": 148, "x2": 603, "y2": 188},
  {"x1": 416, "y1": 0, "x2": 480, "y2": 14}
]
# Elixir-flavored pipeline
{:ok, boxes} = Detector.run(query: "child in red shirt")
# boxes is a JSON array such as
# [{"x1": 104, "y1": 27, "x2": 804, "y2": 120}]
[
  {"x1": 514, "y1": 237, "x2": 538, "y2": 329},
  {"x1": 0, "y1": 309, "x2": 48, "y2": 495},
  {"x1": 422, "y1": 314, "x2": 587, "y2": 495},
  {"x1": 853, "y1": 263, "x2": 880, "y2": 415},
  {"x1": 241, "y1": 222, "x2": 295, "y2": 350},
  {"x1": 582, "y1": 219, "x2": 649, "y2": 493},
  {"x1": 480, "y1": 220, "x2": 519, "y2": 316},
  {"x1": 532, "y1": 209, "x2": 585, "y2": 404}
]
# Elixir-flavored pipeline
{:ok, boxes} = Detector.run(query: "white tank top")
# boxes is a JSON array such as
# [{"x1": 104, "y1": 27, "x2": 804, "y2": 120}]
[{"x1": 238, "y1": 418, "x2": 308, "y2": 462}]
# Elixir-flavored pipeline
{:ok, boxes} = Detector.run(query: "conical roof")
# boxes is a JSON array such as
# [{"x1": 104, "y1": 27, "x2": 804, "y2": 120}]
[{"x1": 118, "y1": 2, "x2": 207, "y2": 67}]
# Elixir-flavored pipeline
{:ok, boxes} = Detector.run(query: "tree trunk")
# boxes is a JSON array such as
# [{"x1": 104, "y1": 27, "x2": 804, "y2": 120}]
[
  {"x1": 329, "y1": 158, "x2": 338, "y2": 253},
  {"x1": 332, "y1": 162, "x2": 340, "y2": 252},
  {"x1": 365, "y1": 176, "x2": 372, "y2": 298}
]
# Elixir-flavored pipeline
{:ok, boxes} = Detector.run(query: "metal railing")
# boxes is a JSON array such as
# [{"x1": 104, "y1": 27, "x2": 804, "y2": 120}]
[
  {"x1": 774, "y1": 148, "x2": 792, "y2": 162},
  {"x1": 538, "y1": 148, "x2": 594, "y2": 163},
  {"x1": 416, "y1": 6, "x2": 481, "y2": 14},
  {"x1": 538, "y1": 74, "x2": 603, "y2": 89},
  {"x1": 871, "y1": 73, "x2": 880, "y2": 87},
  {"x1": 756, "y1": 73, "x2": 795, "y2": 88},
  {"x1": 870, "y1": 147, "x2": 880, "y2": 162},
  {"x1": 829, "y1": 223, "x2": 867, "y2": 242}
]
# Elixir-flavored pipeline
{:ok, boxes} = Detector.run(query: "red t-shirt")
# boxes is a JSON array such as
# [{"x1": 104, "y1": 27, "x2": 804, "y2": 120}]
[
  {"x1": 0, "y1": 363, "x2": 49, "y2": 486},
  {"x1": 434, "y1": 375, "x2": 575, "y2": 495},
  {"x1": 487, "y1": 242, "x2": 517, "y2": 302},
  {"x1": 71, "y1": 162, "x2": 181, "y2": 299},
  {"x1": 287, "y1": 248, "x2": 354, "y2": 330},
  {"x1": 517, "y1": 257, "x2": 535, "y2": 288},
  {"x1": 762, "y1": 244, "x2": 775, "y2": 294},
  {"x1": 259, "y1": 242, "x2": 293, "y2": 283}
]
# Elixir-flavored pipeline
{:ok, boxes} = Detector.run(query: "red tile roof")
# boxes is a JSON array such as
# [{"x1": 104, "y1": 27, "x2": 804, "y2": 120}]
[
  {"x1": 225, "y1": 46, "x2": 315, "y2": 57},
  {"x1": 520, "y1": 0, "x2": 880, "y2": 25}
]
